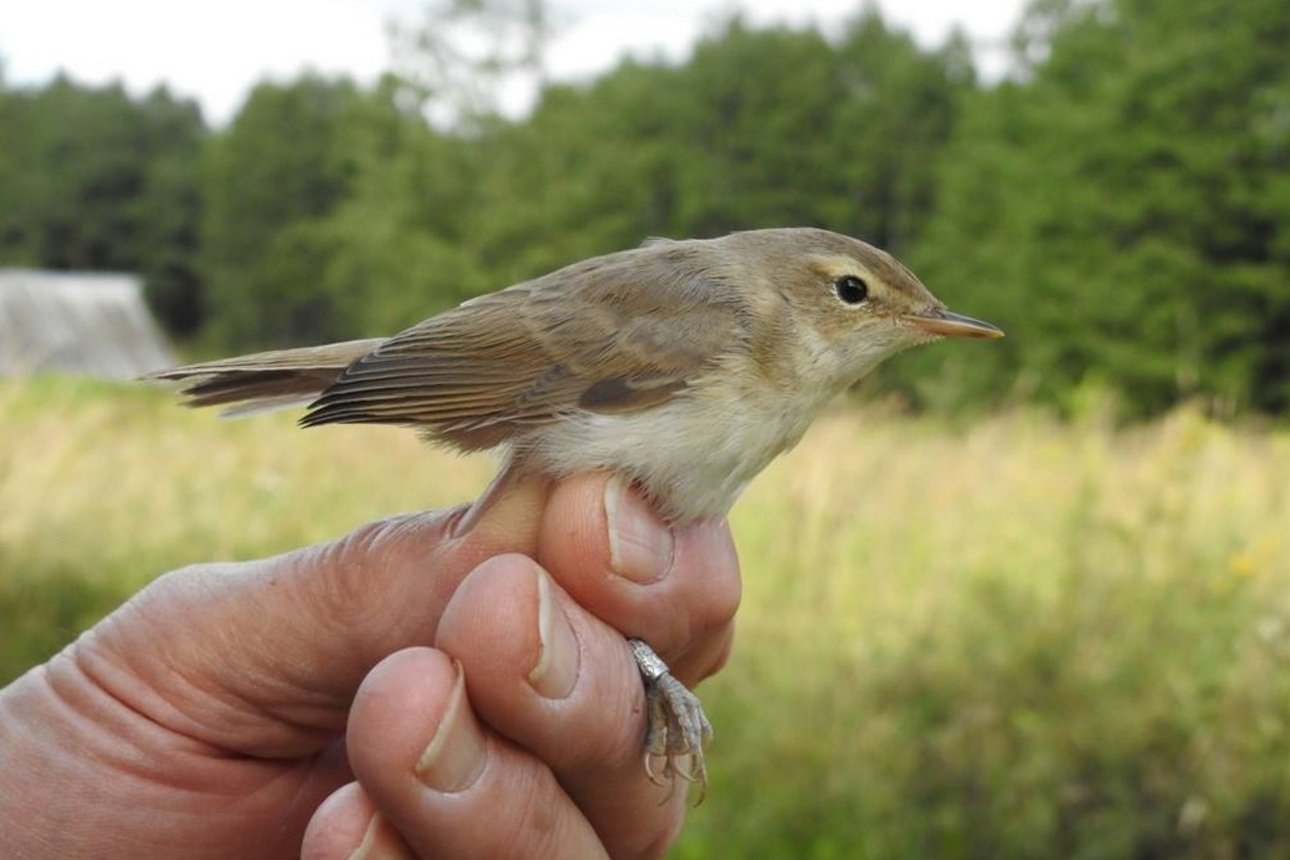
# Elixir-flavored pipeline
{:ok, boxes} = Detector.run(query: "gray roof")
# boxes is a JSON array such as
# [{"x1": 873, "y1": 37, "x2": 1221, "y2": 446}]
[{"x1": 0, "y1": 269, "x2": 175, "y2": 378}]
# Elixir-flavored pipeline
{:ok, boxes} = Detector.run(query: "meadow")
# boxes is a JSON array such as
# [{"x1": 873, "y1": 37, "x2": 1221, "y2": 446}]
[{"x1": 4, "y1": 376, "x2": 1290, "y2": 858}]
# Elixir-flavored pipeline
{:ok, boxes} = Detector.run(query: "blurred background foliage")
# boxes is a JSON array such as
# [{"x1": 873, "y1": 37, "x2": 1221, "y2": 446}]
[
  {"x1": 2, "y1": 0, "x2": 1286, "y2": 418},
  {"x1": 5, "y1": 0, "x2": 1290, "y2": 856},
  {"x1": 5, "y1": 378, "x2": 1290, "y2": 858}
]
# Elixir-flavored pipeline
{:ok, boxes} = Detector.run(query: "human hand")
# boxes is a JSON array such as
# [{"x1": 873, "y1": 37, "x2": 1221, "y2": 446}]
[{"x1": 0, "y1": 473, "x2": 740, "y2": 859}]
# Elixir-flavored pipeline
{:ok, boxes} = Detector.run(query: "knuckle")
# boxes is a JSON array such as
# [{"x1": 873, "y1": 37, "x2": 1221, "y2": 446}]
[
  {"x1": 294, "y1": 512, "x2": 440, "y2": 628},
  {"x1": 689, "y1": 572, "x2": 742, "y2": 636},
  {"x1": 672, "y1": 521, "x2": 742, "y2": 636},
  {"x1": 571, "y1": 650, "x2": 652, "y2": 772},
  {"x1": 486, "y1": 764, "x2": 581, "y2": 860},
  {"x1": 632, "y1": 814, "x2": 686, "y2": 860},
  {"x1": 702, "y1": 626, "x2": 737, "y2": 679}
]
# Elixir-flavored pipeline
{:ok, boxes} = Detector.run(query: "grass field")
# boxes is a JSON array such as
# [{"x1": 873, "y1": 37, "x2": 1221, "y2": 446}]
[{"x1": 4, "y1": 377, "x2": 1290, "y2": 858}]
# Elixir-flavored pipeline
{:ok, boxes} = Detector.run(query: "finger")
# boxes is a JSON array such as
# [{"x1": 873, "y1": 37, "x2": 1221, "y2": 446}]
[
  {"x1": 73, "y1": 475, "x2": 555, "y2": 756},
  {"x1": 302, "y1": 783, "x2": 415, "y2": 860},
  {"x1": 538, "y1": 473, "x2": 742, "y2": 686},
  {"x1": 347, "y1": 647, "x2": 610, "y2": 860},
  {"x1": 437, "y1": 555, "x2": 691, "y2": 856}
]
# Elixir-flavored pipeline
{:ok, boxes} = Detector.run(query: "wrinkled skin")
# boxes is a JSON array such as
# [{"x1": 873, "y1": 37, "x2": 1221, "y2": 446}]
[{"x1": 0, "y1": 473, "x2": 741, "y2": 860}]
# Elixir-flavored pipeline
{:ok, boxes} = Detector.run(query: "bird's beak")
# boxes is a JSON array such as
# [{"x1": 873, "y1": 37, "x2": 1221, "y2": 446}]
[{"x1": 903, "y1": 308, "x2": 1004, "y2": 339}]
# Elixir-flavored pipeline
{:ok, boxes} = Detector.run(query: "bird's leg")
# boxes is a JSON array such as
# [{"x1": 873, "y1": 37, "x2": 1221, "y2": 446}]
[
  {"x1": 450, "y1": 457, "x2": 520, "y2": 538},
  {"x1": 629, "y1": 638, "x2": 713, "y2": 803},
  {"x1": 458, "y1": 468, "x2": 715, "y2": 799}
]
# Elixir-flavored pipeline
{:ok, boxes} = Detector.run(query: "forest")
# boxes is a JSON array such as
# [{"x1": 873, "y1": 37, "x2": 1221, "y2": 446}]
[
  {"x1": 6, "y1": 1, "x2": 1290, "y2": 855},
  {"x1": 2, "y1": 0, "x2": 1287, "y2": 417}
]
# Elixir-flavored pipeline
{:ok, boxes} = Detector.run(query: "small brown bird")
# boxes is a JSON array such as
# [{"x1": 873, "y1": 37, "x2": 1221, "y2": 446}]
[{"x1": 153, "y1": 227, "x2": 1002, "y2": 795}]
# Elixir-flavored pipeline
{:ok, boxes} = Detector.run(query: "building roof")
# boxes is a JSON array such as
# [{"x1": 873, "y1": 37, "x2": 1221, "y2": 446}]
[{"x1": 0, "y1": 269, "x2": 175, "y2": 378}]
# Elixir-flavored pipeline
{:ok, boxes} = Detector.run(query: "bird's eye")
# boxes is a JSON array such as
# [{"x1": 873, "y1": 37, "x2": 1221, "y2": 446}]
[{"x1": 835, "y1": 275, "x2": 869, "y2": 305}]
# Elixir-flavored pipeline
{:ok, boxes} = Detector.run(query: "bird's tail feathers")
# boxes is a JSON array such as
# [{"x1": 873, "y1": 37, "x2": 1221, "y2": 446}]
[{"x1": 146, "y1": 338, "x2": 385, "y2": 417}]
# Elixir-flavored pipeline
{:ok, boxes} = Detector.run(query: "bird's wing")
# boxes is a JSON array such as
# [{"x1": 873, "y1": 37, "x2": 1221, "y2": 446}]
[{"x1": 300, "y1": 250, "x2": 743, "y2": 450}]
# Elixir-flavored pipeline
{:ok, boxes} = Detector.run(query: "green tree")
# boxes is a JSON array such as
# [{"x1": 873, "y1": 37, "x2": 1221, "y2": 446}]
[
  {"x1": 458, "y1": 10, "x2": 969, "y2": 287},
  {"x1": 306, "y1": 76, "x2": 492, "y2": 335},
  {"x1": 913, "y1": 0, "x2": 1290, "y2": 414},
  {"x1": 0, "y1": 76, "x2": 206, "y2": 333},
  {"x1": 201, "y1": 76, "x2": 361, "y2": 347},
  {"x1": 134, "y1": 87, "x2": 208, "y2": 335}
]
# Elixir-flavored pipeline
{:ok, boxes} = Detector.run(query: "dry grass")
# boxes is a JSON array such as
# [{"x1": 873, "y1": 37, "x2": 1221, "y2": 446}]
[{"x1": 5, "y1": 376, "x2": 1290, "y2": 858}]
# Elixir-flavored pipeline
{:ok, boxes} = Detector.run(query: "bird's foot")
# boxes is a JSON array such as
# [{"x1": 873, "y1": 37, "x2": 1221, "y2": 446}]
[{"x1": 629, "y1": 638, "x2": 713, "y2": 804}]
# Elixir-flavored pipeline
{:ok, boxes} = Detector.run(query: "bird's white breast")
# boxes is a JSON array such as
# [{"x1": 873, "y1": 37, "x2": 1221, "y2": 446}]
[{"x1": 517, "y1": 374, "x2": 836, "y2": 522}]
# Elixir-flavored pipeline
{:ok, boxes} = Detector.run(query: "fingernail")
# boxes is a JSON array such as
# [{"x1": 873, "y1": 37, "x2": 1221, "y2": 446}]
[
  {"x1": 415, "y1": 660, "x2": 487, "y2": 793},
  {"x1": 528, "y1": 569, "x2": 580, "y2": 699},
  {"x1": 604, "y1": 474, "x2": 674, "y2": 583},
  {"x1": 347, "y1": 813, "x2": 414, "y2": 860}
]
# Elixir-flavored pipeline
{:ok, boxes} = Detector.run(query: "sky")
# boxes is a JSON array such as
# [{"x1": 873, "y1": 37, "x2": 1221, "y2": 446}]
[{"x1": 0, "y1": 0, "x2": 1026, "y2": 126}]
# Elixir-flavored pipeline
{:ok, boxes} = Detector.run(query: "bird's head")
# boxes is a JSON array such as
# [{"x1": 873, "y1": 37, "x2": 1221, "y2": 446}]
[{"x1": 727, "y1": 228, "x2": 1003, "y2": 385}]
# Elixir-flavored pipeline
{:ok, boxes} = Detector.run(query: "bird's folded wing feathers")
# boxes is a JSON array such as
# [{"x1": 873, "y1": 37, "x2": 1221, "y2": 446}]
[{"x1": 300, "y1": 259, "x2": 742, "y2": 448}]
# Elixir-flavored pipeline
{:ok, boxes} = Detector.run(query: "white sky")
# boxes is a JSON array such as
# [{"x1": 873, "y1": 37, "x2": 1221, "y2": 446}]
[{"x1": 0, "y1": 0, "x2": 1025, "y2": 126}]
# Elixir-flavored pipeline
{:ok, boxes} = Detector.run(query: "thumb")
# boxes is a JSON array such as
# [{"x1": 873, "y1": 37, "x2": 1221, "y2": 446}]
[{"x1": 72, "y1": 475, "x2": 550, "y2": 757}]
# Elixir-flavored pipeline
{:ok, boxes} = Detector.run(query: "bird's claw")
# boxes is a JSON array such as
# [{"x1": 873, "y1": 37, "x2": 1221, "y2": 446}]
[{"x1": 630, "y1": 639, "x2": 713, "y2": 804}]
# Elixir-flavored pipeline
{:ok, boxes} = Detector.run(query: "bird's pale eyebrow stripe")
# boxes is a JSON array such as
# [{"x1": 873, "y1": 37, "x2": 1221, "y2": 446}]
[{"x1": 807, "y1": 255, "x2": 868, "y2": 282}]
